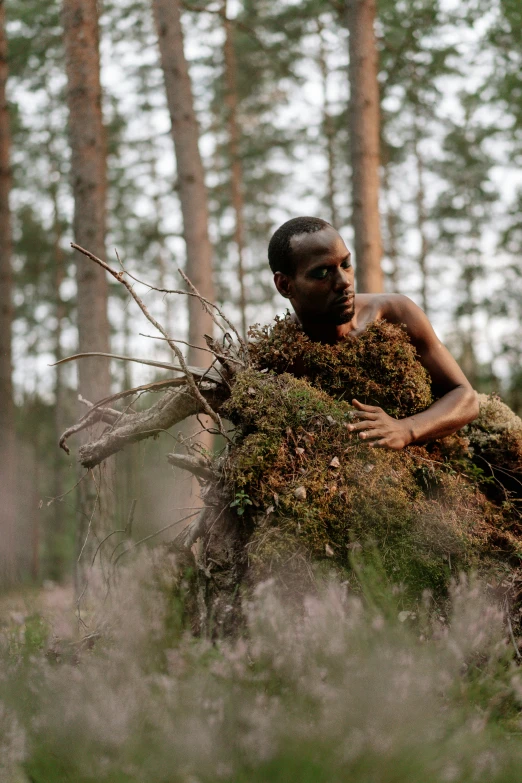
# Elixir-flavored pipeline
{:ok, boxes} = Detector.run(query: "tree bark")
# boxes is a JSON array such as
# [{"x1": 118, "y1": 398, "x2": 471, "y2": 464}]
[
  {"x1": 63, "y1": 0, "x2": 111, "y2": 400},
  {"x1": 381, "y1": 160, "x2": 400, "y2": 292},
  {"x1": 0, "y1": 0, "x2": 17, "y2": 587},
  {"x1": 151, "y1": 0, "x2": 215, "y2": 362},
  {"x1": 317, "y1": 21, "x2": 339, "y2": 229},
  {"x1": 346, "y1": 0, "x2": 383, "y2": 293},
  {"x1": 62, "y1": 0, "x2": 114, "y2": 582},
  {"x1": 51, "y1": 177, "x2": 68, "y2": 581},
  {"x1": 223, "y1": 0, "x2": 247, "y2": 338},
  {"x1": 413, "y1": 121, "x2": 429, "y2": 315}
]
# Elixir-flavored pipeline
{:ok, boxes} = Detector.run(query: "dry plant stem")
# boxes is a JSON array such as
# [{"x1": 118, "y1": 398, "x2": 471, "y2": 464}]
[
  {"x1": 71, "y1": 243, "x2": 227, "y2": 438},
  {"x1": 119, "y1": 259, "x2": 241, "y2": 345},
  {"x1": 140, "y1": 332, "x2": 245, "y2": 367},
  {"x1": 178, "y1": 266, "x2": 247, "y2": 356},
  {"x1": 52, "y1": 350, "x2": 225, "y2": 383},
  {"x1": 113, "y1": 510, "x2": 200, "y2": 567},
  {"x1": 78, "y1": 394, "x2": 121, "y2": 419},
  {"x1": 78, "y1": 384, "x2": 224, "y2": 469}
]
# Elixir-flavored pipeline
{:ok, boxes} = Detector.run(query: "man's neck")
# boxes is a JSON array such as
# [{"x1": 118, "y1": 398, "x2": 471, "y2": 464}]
[{"x1": 292, "y1": 312, "x2": 359, "y2": 344}]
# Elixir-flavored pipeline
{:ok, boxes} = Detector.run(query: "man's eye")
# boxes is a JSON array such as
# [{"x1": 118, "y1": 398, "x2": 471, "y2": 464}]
[
  {"x1": 341, "y1": 260, "x2": 351, "y2": 269},
  {"x1": 311, "y1": 268, "x2": 328, "y2": 279}
]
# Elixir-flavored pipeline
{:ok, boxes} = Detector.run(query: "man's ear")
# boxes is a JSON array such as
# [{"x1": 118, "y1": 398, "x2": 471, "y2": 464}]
[{"x1": 274, "y1": 271, "x2": 293, "y2": 299}]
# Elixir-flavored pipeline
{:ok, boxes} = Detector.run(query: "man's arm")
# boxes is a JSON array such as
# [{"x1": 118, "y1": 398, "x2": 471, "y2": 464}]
[{"x1": 347, "y1": 295, "x2": 479, "y2": 450}]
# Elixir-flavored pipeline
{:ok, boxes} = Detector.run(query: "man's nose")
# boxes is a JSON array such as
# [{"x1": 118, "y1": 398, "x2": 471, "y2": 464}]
[{"x1": 333, "y1": 267, "x2": 351, "y2": 291}]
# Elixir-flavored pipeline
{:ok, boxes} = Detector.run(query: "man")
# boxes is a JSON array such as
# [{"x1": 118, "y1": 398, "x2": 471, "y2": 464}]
[{"x1": 268, "y1": 216, "x2": 479, "y2": 450}]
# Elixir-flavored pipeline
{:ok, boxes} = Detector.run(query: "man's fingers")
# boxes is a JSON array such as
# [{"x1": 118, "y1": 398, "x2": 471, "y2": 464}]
[
  {"x1": 349, "y1": 420, "x2": 378, "y2": 433},
  {"x1": 352, "y1": 399, "x2": 379, "y2": 412},
  {"x1": 358, "y1": 429, "x2": 383, "y2": 440},
  {"x1": 368, "y1": 438, "x2": 389, "y2": 448},
  {"x1": 351, "y1": 411, "x2": 378, "y2": 420}
]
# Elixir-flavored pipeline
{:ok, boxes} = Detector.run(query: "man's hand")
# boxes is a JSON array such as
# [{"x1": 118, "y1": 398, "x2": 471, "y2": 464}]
[{"x1": 346, "y1": 399, "x2": 414, "y2": 450}]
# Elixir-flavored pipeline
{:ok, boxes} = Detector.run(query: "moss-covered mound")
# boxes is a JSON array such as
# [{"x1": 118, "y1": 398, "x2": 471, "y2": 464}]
[
  {"x1": 191, "y1": 318, "x2": 522, "y2": 628},
  {"x1": 249, "y1": 315, "x2": 433, "y2": 418},
  {"x1": 221, "y1": 369, "x2": 510, "y2": 600}
]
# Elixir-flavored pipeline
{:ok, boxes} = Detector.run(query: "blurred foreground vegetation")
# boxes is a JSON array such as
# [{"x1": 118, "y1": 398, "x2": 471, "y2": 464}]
[{"x1": 2, "y1": 558, "x2": 522, "y2": 782}]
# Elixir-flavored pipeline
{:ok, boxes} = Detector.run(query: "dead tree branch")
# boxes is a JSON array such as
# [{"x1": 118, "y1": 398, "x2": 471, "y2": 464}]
[
  {"x1": 167, "y1": 452, "x2": 216, "y2": 481},
  {"x1": 71, "y1": 243, "x2": 229, "y2": 439},
  {"x1": 77, "y1": 383, "x2": 225, "y2": 469}
]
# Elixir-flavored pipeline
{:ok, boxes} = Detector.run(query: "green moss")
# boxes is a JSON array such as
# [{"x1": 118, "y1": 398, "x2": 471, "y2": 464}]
[
  {"x1": 248, "y1": 315, "x2": 433, "y2": 418},
  {"x1": 221, "y1": 369, "x2": 492, "y2": 599}
]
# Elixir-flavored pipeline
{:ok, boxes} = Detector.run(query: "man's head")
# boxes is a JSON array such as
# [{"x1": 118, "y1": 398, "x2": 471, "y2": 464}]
[{"x1": 268, "y1": 216, "x2": 355, "y2": 329}]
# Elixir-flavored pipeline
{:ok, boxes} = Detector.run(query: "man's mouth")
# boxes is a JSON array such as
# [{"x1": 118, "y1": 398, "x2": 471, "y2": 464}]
[{"x1": 333, "y1": 295, "x2": 354, "y2": 307}]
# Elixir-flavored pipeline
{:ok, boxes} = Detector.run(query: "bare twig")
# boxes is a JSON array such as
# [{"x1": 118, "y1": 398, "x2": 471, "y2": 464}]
[
  {"x1": 140, "y1": 332, "x2": 245, "y2": 367},
  {"x1": 78, "y1": 394, "x2": 122, "y2": 419},
  {"x1": 77, "y1": 471, "x2": 101, "y2": 563},
  {"x1": 113, "y1": 510, "x2": 200, "y2": 566},
  {"x1": 178, "y1": 267, "x2": 247, "y2": 356},
  {"x1": 71, "y1": 243, "x2": 228, "y2": 439},
  {"x1": 113, "y1": 252, "x2": 237, "y2": 340},
  {"x1": 51, "y1": 350, "x2": 225, "y2": 384},
  {"x1": 59, "y1": 406, "x2": 120, "y2": 455}
]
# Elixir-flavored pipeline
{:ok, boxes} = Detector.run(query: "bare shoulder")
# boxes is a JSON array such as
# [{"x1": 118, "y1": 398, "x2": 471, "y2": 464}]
[{"x1": 354, "y1": 293, "x2": 437, "y2": 348}]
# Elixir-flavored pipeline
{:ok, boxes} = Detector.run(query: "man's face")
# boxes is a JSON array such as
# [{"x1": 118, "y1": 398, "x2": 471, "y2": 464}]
[{"x1": 274, "y1": 226, "x2": 355, "y2": 326}]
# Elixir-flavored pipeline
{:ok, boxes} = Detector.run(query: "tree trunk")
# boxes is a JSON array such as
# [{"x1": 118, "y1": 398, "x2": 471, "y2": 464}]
[
  {"x1": 0, "y1": 0, "x2": 17, "y2": 587},
  {"x1": 51, "y1": 178, "x2": 68, "y2": 581},
  {"x1": 346, "y1": 0, "x2": 383, "y2": 293},
  {"x1": 223, "y1": 0, "x2": 247, "y2": 338},
  {"x1": 317, "y1": 21, "x2": 339, "y2": 229},
  {"x1": 62, "y1": 0, "x2": 114, "y2": 583},
  {"x1": 381, "y1": 160, "x2": 400, "y2": 292},
  {"x1": 413, "y1": 122, "x2": 429, "y2": 315},
  {"x1": 151, "y1": 0, "x2": 215, "y2": 361}
]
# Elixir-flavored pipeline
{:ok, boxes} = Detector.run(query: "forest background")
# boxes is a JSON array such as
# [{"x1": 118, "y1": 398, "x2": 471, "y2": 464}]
[{"x1": 0, "y1": 0, "x2": 521, "y2": 589}]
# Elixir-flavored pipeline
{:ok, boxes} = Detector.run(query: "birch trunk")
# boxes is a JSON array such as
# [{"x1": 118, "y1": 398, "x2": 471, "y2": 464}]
[
  {"x1": 0, "y1": 0, "x2": 17, "y2": 586},
  {"x1": 346, "y1": 0, "x2": 383, "y2": 293}
]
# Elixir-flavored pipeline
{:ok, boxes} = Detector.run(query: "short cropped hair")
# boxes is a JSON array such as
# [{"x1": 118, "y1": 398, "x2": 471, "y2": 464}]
[{"x1": 268, "y1": 216, "x2": 332, "y2": 275}]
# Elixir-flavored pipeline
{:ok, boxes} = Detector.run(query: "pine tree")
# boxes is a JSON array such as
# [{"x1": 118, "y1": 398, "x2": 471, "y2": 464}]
[
  {"x1": 151, "y1": 0, "x2": 215, "y2": 362},
  {"x1": 62, "y1": 0, "x2": 114, "y2": 580},
  {"x1": 346, "y1": 0, "x2": 383, "y2": 293}
]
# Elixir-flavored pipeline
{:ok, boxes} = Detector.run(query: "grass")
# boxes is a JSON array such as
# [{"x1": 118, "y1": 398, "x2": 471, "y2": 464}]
[{"x1": 2, "y1": 556, "x2": 522, "y2": 782}]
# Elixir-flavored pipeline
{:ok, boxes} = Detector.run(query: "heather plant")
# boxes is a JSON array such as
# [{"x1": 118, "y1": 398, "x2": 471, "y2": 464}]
[{"x1": 2, "y1": 556, "x2": 522, "y2": 782}]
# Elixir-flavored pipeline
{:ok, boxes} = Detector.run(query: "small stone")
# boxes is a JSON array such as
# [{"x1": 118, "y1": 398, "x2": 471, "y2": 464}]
[
  {"x1": 294, "y1": 486, "x2": 307, "y2": 501},
  {"x1": 266, "y1": 505, "x2": 274, "y2": 515},
  {"x1": 329, "y1": 456, "x2": 341, "y2": 468},
  {"x1": 295, "y1": 447, "x2": 305, "y2": 456},
  {"x1": 325, "y1": 543, "x2": 335, "y2": 557},
  {"x1": 398, "y1": 610, "x2": 416, "y2": 623},
  {"x1": 363, "y1": 463, "x2": 374, "y2": 473},
  {"x1": 326, "y1": 415, "x2": 336, "y2": 426},
  {"x1": 247, "y1": 387, "x2": 256, "y2": 396}
]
